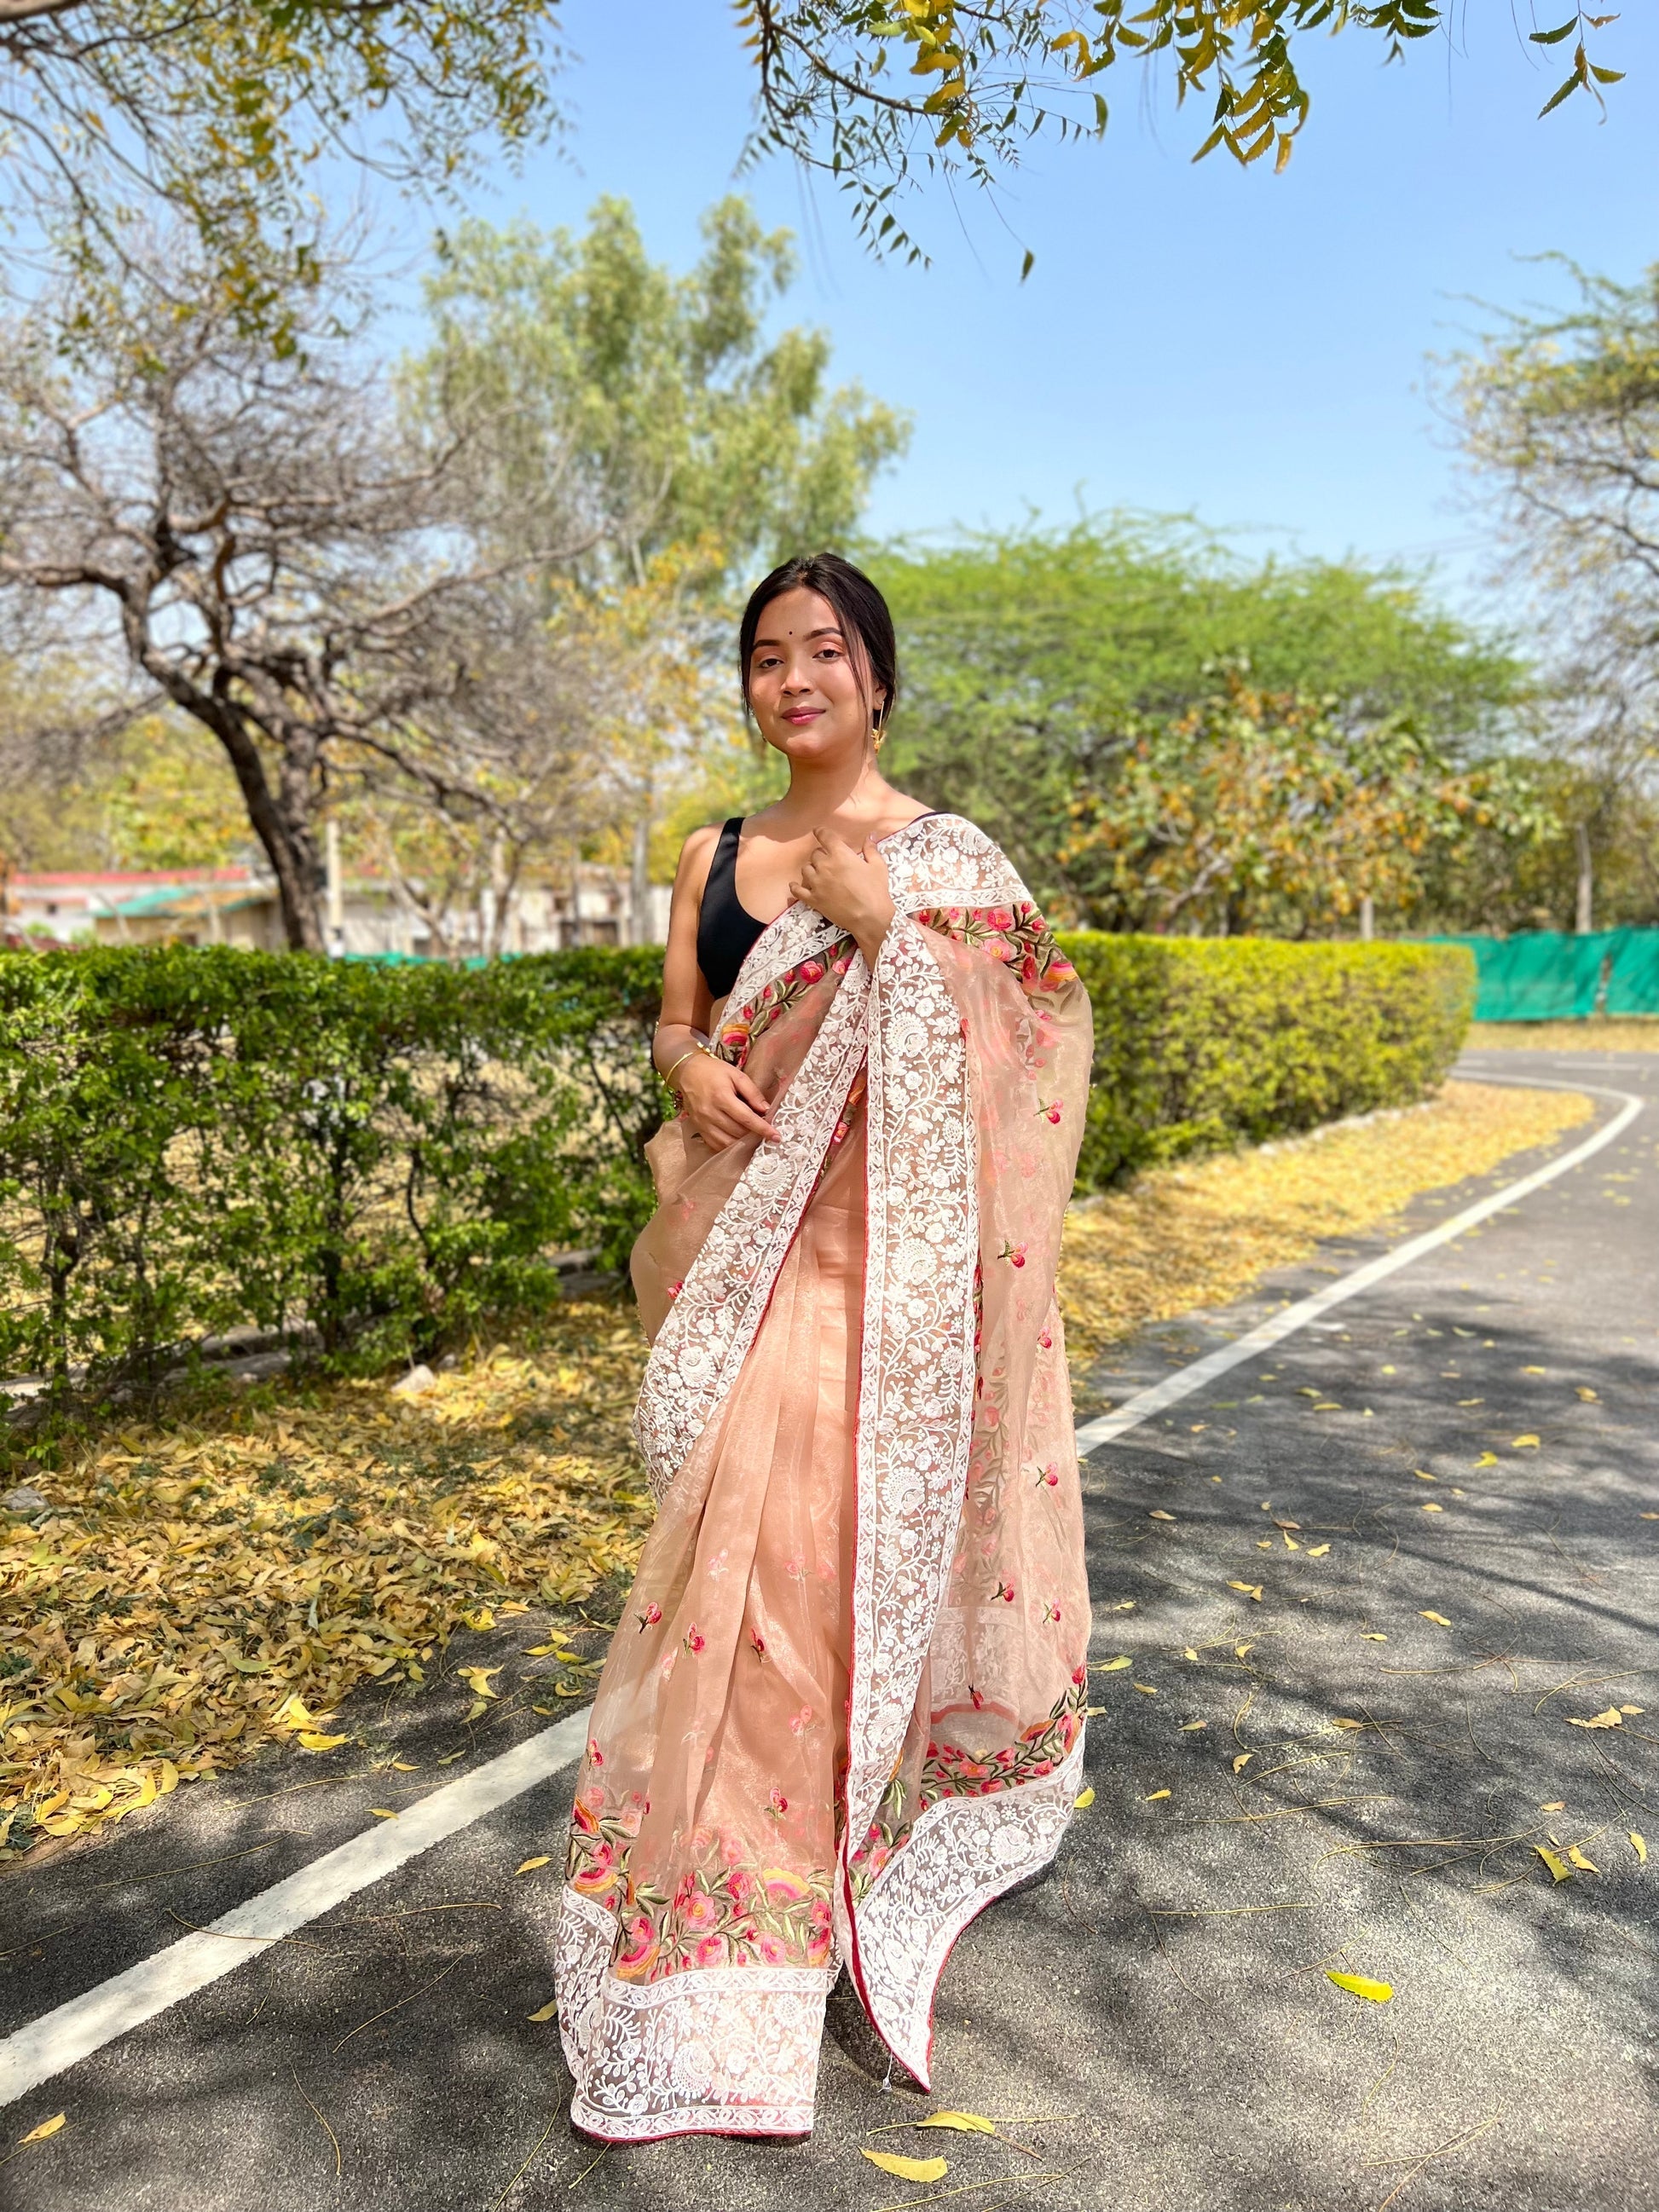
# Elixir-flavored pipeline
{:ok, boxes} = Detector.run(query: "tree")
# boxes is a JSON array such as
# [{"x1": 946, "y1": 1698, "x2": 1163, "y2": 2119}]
[
  {"x1": 0, "y1": 251, "x2": 594, "y2": 950},
  {"x1": 1451, "y1": 257, "x2": 1659, "y2": 928},
  {"x1": 1056, "y1": 668, "x2": 1552, "y2": 935},
  {"x1": 0, "y1": 0, "x2": 561, "y2": 340},
  {"x1": 871, "y1": 517, "x2": 1530, "y2": 922},
  {"x1": 737, "y1": 3, "x2": 1627, "y2": 264},
  {"x1": 405, "y1": 196, "x2": 910, "y2": 586}
]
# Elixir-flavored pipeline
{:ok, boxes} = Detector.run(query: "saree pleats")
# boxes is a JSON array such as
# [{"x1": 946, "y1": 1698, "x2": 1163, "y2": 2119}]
[{"x1": 555, "y1": 816, "x2": 1092, "y2": 2140}]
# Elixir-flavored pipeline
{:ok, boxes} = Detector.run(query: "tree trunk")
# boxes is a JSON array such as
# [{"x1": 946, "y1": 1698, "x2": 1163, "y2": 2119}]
[{"x1": 1575, "y1": 823, "x2": 1593, "y2": 935}]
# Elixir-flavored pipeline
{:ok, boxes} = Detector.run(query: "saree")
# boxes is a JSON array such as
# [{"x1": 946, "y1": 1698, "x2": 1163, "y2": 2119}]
[{"x1": 553, "y1": 814, "x2": 1093, "y2": 2141}]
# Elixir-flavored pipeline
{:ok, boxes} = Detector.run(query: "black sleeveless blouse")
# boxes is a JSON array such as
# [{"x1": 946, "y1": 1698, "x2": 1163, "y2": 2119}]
[
  {"x1": 696, "y1": 817, "x2": 767, "y2": 1001},
  {"x1": 695, "y1": 811, "x2": 943, "y2": 1000}
]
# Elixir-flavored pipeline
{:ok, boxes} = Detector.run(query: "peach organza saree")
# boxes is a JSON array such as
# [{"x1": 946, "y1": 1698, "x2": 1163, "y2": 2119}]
[{"x1": 554, "y1": 814, "x2": 1093, "y2": 2141}]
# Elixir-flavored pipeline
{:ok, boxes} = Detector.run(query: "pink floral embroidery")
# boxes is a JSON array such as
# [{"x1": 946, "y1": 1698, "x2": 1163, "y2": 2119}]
[
  {"x1": 683, "y1": 1624, "x2": 706, "y2": 1655},
  {"x1": 996, "y1": 1579, "x2": 1017, "y2": 1603},
  {"x1": 749, "y1": 1626, "x2": 766, "y2": 1660},
  {"x1": 636, "y1": 1602, "x2": 662, "y2": 1632},
  {"x1": 999, "y1": 1240, "x2": 1027, "y2": 1268}
]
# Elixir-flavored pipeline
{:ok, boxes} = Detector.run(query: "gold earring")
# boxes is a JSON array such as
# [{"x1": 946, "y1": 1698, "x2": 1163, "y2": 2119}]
[{"x1": 872, "y1": 718, "x2": 885, "y2": 753}]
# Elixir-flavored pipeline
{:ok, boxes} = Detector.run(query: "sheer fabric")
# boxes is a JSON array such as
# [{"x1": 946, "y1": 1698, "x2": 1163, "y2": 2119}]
[{"x1": 554, "y1": 814, "x2": 1093, "y2": 2141}]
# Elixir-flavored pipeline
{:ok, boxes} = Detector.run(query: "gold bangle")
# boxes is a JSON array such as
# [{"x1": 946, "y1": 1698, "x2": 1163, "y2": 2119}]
[{"x1": 661, "y1": 1044, "x2": 708, "y2": 1089}]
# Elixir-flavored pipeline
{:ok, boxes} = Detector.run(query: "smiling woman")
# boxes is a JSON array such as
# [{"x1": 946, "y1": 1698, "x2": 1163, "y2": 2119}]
[{"x1": 551, "y1": 552, "x2": 1095, "y2": 2140}]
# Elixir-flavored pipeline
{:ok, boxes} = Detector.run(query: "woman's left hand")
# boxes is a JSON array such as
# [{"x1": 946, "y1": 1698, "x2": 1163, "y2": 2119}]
[{"x1": 789, "y1": 830, "x2": 895, "y2": 968}]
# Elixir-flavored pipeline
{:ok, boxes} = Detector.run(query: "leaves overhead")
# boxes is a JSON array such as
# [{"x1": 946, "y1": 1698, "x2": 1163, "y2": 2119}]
[{"x1": 736, "y1": 3, "x2": 1621, "y2": 269}]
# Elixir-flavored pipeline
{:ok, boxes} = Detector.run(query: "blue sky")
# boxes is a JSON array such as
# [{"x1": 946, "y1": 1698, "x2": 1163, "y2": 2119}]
[{"x1": 372, "y1": 2, "x2": 1657, "y2": 619}]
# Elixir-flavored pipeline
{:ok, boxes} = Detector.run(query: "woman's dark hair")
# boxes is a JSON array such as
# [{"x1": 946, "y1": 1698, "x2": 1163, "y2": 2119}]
[{"x1": 738, "y1": 552, "x2": 899, "y2": 736}]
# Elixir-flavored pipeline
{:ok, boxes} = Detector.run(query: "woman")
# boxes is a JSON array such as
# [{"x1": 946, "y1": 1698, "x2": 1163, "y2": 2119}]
[{"x1": 554, "y1": 552, "x2": 1093, "y2": 2142}]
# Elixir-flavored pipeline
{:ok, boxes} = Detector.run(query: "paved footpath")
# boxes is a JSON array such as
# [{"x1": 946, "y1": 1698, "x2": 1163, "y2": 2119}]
[{"x1": 2, "y1": 1049, "x2": 1656, "y2": 2212}]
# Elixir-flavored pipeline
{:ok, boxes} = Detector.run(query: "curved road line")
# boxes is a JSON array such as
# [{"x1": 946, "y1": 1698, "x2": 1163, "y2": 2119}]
[
  {"x1": 1072, "y1": 1078, "x2": 1644, "y2": 1453},
  {"x1": 0, "y1": 1075, "x2": 1644, "y2": 2111}
]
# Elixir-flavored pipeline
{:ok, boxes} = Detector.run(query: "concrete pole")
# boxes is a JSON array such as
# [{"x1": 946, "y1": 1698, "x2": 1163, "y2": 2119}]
[{"x1": 1359, "y1": 893, "x2": 1374, "y2": 943}]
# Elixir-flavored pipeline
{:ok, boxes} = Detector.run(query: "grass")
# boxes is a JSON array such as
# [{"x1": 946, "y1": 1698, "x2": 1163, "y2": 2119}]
[{"x1": 1, "y1": 1077, "x2": 1593, "y2": 1862}]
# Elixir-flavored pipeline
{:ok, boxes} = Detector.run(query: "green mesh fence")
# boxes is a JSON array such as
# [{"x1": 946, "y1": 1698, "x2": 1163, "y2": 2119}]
[{"x1": 1423, "y1": 927, "x2": 1659, "y2": 1020}]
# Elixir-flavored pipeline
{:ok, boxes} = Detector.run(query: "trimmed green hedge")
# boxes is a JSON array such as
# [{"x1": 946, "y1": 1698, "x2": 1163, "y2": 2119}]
[
  {"x1": 0, "y1": 946, "x2": 663, "y2": 1399},
  {"x1": 1059, "y1": 934, "x2": 1476, "y2": 1188},
  {"x1": 0, "y1": 935, "x2": 1472, "y2": 1405}
]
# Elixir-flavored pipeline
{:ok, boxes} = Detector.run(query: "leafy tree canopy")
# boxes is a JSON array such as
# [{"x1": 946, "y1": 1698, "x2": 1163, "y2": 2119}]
[
  {"x1": 405, "y1": 196, "x2": 910, "y2": 588},
  {"x1": 869, "y1": 517, "x2": 1532, "y2": 922}
]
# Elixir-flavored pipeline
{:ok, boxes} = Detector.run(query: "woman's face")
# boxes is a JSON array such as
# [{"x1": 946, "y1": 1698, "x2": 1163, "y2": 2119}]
[{"x1": 745, "y1": 587, "x2": 884, "y2": 766}]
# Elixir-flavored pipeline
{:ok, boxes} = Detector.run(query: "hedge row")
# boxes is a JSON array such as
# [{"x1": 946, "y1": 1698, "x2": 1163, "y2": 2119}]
[
  {"x1": 0, "y1": 946, "x2": 663, "y2": 1401},
  {"x1": 1058, "y1": 935, "x2": 1477, "y2": 1187},
  {"x1": 0, "y1": 936, "x2": 1473, "y2": 1403}
]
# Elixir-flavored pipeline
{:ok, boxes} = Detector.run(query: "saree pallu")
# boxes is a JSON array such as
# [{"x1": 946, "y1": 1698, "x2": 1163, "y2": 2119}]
[{"x1": 554, "y1": 814, "x2": 1093, "y2": 2141}]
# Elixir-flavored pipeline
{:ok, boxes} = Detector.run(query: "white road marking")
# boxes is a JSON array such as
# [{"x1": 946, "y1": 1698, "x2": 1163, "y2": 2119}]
[
  {"x1": 1073, "y1": 1077, "x2": 1645, "y2": 1453},
  {"x1": 0, "y1": 1071, "x2": 1644, "y2": 2109},
  {"x1": 0, "y1": 1709, "x2": 592, "y2": 2109}
]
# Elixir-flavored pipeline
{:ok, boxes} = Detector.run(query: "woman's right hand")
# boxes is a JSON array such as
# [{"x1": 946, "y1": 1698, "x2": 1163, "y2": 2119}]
[{"x1": 676, "y1": 1052, "x2": 781, "y2": 1152}]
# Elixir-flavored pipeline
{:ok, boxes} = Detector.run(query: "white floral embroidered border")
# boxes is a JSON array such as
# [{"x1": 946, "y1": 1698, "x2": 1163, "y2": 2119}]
[
  {"x1": 727, "y1": 813, "x2": 1035, "y2": 1018},
  {"x1": 556, "y1": 1887, "x2": 831, "y2": 2140},
  {"x1": 853, "y1": 1736, "x2": 1087, "y2": 2084},
  {"x1": 631, "y1": 956, "x2": 872, "y2": 1496},
  {"x1": 841, "y1": 915, "x2": 980, "y2": 1876}
]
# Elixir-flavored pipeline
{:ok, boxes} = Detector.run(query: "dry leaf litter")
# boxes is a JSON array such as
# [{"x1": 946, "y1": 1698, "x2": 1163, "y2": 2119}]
[{"x1": 2, "y1": 1305, "x2": 649, "y2": 1856}]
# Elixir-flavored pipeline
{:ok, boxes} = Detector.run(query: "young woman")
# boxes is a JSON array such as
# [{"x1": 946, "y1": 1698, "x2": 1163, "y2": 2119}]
[{"x1": 554, "y1": 552, "x2": 1093, "y2": 2141}]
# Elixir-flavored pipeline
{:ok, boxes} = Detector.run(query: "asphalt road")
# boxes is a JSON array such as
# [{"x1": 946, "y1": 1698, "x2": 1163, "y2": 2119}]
[{"x1": 3, "y1": 1048, "x2": 1656, "y2": 2212}]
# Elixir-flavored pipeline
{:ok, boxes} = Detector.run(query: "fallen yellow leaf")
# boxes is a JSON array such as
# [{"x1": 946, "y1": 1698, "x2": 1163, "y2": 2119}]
[
  {"x1": 390, "y1": 1760, "x2": 418, "y2": 1772},
  {"x1": 1631, "y1": 1833, "x2": 1647, "y2": 1866},
  {"x1": 1332, "y1": 1718, "x2": 1366, "y2": 1730},
  {"x1": 1232, "y1": 1752, "x2": 1253, "y2": 1773},
  {"x1": 862, "y1": 2150, "x2": 948, "y2": 2182},
  {"x1": 1234, "y1": 1643, "x2": 1252, "y2": 1659},
  {"x1": 1326, "y1": 1972, "x2": 1393, "y2": 2002},
  {"x1": 1540, "y1": 1801, "x2": 1565, "y2": 1811},
  {"x1": 465, "y1": 1699, "x2": 489, "y2": 1723},
  {"x1": 1148, "y1": 1510, "x2": 1176, "y2": 1522},
  {"x1": 1575, "y1": 1387, "x2": 1598, "y2": 1401},
  {"x1": 1474, "y1": 1452, "x2": 1498, "y2": 1468},
  {"x1": 527, "y1": 2000, "x2": 558, "y2": 2023},
  {"x1": 19, "y1": 2113, "x2": 66, "y2": 2145},
  {"x1": 1621, "y1": 1705, "x2": 1645, "y2": 1715},
  {"x1": 369, "y1": 1808, "x2": 397, "y2": 1820},
  {"x1": 515, "y1": 1856, "x2": 552, "y2": 1875},
  {"x1": 1523, "y1": 1365, "x2": 1546, "y2": 1375},
  {"x1": 1567, "y1": 1708, "x2": 1623, "y2": 1730},
  {"x1": 1094, "y1": 1656, "x2": 1131, "y2": 1673},
  {"x1": 1361, "y1": 1632, "x2": 1388, "y2": 1642},
  {"x1": 1145, "y1": 1788, "x2": 1171, "y2": 1801},
  {"x1": 1567, "y1": 1845, "x2": 1599, "y2": 1873},
  {"x1": 1179, "y1": 1719, "x2": 1207, "y2": 1732},
  {"x1": 458, "y1": 1666, "x2": 500, "y2": 1698},
  {"x1": 1421, "y1": 1503, "x2": 1444, "y2": 1513},
  {"x1": 1133, "y1": 1683, "x2": 1158, "y2": 1695},
  {"x1": 297, "y1": 1731, "x2": 350, "y2": 1753},
  {"x1": 437, "y1": 1748, "x2": 467, "y2": 1764},
  {"x1": 915, "y1": 2111, "x2": 996, "y2": 2135},
  {"x1": 1413, "y1": 1470, "x2": 1437, "y2": 1481},
  {"x1": 1512, "y1": 1435, "x2": 1540, "y2": 1449},
  {"x1": 1535, "y1": 1845, "x2": 1572, "y2": 1881},
  {"x1": 1228, "y1": 1581, "x2": 1263, "y2": 1602},
  {"x1": 1182, "y1": 1648, "x2": 1199, "y2": 1661},
  {"x1": 1420, "y1": 1612, "x2": 1452, "y2": 1627},
  {"x1": 1072, "y1": 1788, "x2": 1095, "y2": 1810},
  {"x1": 1306, "y1": 1544, "x2": 1331, "y2": 1557}
]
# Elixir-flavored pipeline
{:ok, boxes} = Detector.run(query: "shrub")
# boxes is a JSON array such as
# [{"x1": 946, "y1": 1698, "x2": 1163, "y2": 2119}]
[
  {"x1": 0, "y1": 935, "x2": 1472, "y2": 1403},
  {"x1": 1058, "y1": 934, "x2": 1476, "y2": 1188},
  {"x1": 0, "y1": 945, "x2": 663, "y2": 1399}
]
